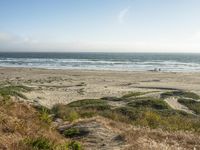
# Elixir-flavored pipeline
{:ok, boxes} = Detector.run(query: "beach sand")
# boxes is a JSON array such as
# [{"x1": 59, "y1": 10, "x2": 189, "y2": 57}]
[{"x1": 1, "y1": 67, "x2": 200, "y2": 108}]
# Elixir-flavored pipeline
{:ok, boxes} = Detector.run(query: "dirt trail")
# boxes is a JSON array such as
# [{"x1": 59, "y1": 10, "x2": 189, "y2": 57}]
[
  {"x1": 164, "y1": 97, "x2": 194, "y2": 114},
  {"x1": 56, "y1": 117, "x2": 200, "y2": 150},
  {"x1": 58, "y1": 118, "x2": 126, "y2": 150}
]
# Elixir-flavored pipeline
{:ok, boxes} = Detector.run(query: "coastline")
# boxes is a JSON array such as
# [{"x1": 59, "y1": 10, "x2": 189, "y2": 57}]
[
  {"x1": 1, "y1": 66, "x2": 200, "y2": 108},
  {"x1": 1, "y1": 52, "x2": 200, "y2": 72}
]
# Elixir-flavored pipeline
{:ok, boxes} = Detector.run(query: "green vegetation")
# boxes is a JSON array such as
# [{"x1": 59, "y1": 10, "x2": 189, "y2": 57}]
[
  {"x1": 24, "y1": 137, "x2": 55, "y2": 150},
  {"x1": 32, "y1": 104, "x2": 53, "y2": 124},
  {"x1": 63, "y1": 128, "x2": 80, "y2": 138},
  {"x1": 114, "y1": 106, "x2": 200, "y2": 131},
  {"x1": 68, "y1": 99, "x2": 110, "y2": 110},
  {"x1": 52, "y1": 99, "x2": 111, "y2": 122},
  {"x1": 34, "y1": 105, "x2": 51, "y2": 114},
  {"x1": 51, "y1": 94, "x2": 200, "y2": 132},
  {"x1": 122, "y1": 92, "x2": 147, "y2": 98},
  {"x1": 102, "y1": 92, "x2": 158, "y2": 102},
  {"x1": 127, "y1": 97, "x2": 171, "y2": 110},
  {"x1": 178, "y1": 98, "x2": 200, "y2": 114},
  {"x1": 52, "y1": 104, "x2": 80, "y2": 122},
  {"x1": 63, "y1": 128, "x2": 89, "y2": 138},
  {"x1": 114, "y1": 107, "x2": 140, "y2": 121},
  {"x1": 101, "y1": 96, "x2": 123, "y2": 101},
  {"x1": 1, "y1": 84, "x2": 200, "y2": 149},
  {"x1": 67, "y1": 141, "x2": 83, "y2": 150},
  {"x1": 134, "y1": 110, "x2": 200, "y2": 130},
  {"x1": 0, "y1": 84, "x2": 85, "y2": 150},
  {"x1": 0, "y1": 85, "x2": 32, "y2": 101},
  {"x1": 67, "y1": 111, "x2": 79, "y2": 122},
  {"x1": 161, "y1": 90, "x2": 200, "y2": 99},
  {"x1": 39, "y1": 108, "x2": 52, "y2": 124},
  {"x1": 24, "y1": 137, "x2": 83, "y2": 150}
]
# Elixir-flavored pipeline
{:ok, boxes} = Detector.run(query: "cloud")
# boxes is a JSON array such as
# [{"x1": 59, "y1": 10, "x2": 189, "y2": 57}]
[
  {"x1": 1, "y1": 31, "x2": 200, "y2": 53},
  {"x1": 118, "y1": 7, "x2": 130, "y2": 24},
  {"x1": 0, "y1": 32, "x2": 40, "y2": 51},
  {"x1": 188, "y1": 31, "x2": 200, "y2": 42},
  {"x1": 0, "y1": 32, "x2": 19, "y2": 43},
  {"x1": 0, "y1": 32, "x2": 37, "y2": 44}
]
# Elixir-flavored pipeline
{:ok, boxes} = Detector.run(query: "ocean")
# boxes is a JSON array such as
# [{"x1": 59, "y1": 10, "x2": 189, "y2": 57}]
[{"x1": 0, "y1": 52, "x2": 200, "y2": 72}]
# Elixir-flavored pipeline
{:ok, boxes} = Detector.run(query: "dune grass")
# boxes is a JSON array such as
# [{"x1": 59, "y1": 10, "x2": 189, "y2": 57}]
[
  {"x1": 178, "y1": 98, "x2": 200, "y2": 115},
  {"x1": 63, "y1": 127, "x2": 89, "y2": 138},
  {"x1": 0, "y1": 86, "x2": 83, "y2": 150},
  {"x1": 52, "y1": 104, "x2": 80, "y2": 122},
  {"x1": 23, "y1": 137, "x2": 56, "y2": 150},
  {"x1": 23, "y1": 137, "x2": 83, "y2": 150},
  {"x1": 0, "y1": 101, "x2": 67, "y2": 149},
  {"x1": 63, "y1": 128, "x2": 80, "y2": 138},
  {"x1": 101, "y1": 96, "x2": 123, "y2": 101},
  {"x1": 51, "y1": 93, "x2": 200, "y2": 132},
  {"x1": 52, "y1": 99, "x2": 111, "y2": 121},
  {"x1": 161, "y1": 90, "x2": 200, "y2": 99},
  {"x1": 1, "y1": 85, "x2": 200, "y2": 149},
  {"x1": 67, "y1": 141, "x2": 83, "y2": 150},
  {"x1": 0, "y1": 85, "x2": 32, "y2": 101},
  {"x1": 127, "y1": 97, "x2": 171, "y2": 110},
  {"x1": 122, "y1": 92, "x2": 148, "y2": 98},
  {"x1": 67, "y1": 99, "x2": 110, "y2": 110}
]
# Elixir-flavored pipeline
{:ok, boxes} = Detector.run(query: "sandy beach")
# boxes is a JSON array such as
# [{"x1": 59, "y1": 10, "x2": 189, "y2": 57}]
[
  {"x1": 2, "y1": 67, "x2": 200, "y2": 149},
  {"x1": 1, "y1": 67, "x2": 200, "y2": 108}
]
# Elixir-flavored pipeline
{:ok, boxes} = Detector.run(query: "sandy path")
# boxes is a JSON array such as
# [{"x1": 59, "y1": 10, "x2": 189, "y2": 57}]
[
  {"x1": 58, "y1": 117, "x2": 126, "y2": 150},
  {"x1": 164, "y1": 97, "x2": 194, "y2": 114}
]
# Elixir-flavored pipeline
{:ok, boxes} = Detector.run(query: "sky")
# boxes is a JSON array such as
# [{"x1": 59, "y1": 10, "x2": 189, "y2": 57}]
[{"x1": 0, "y1": 0, "x2": 200, "y2": 53}]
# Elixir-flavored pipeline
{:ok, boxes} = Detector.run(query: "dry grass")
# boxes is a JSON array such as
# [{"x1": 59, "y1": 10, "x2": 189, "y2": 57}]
[
  {"x1": 1, "y1": 83, "x2": 200, "y2": 149},
  {"x1": 0, "y1": 97, "x2": 200, "y2": 149},
  {"x1": 51, "y1": 95, "x2": 200, "y2": 132},
  {"x1": 0, "y1": 100, "x2": 68, "y2": 149},
  {"x1": 123, "y1": 127, "x2": 200, "y2": 150},
  {"x1": 0, "y1": 84, "x2": 84, "y2": 150},
  {"x1": 71, "y1": 116, "x2": 200, "y2": 150},
  {"x1": 92, "y1": 117, "x2": 200, "y2": 150}
]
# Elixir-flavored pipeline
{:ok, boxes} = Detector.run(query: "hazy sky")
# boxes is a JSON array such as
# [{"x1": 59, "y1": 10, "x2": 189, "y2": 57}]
[{"x1": 1, "y1": 0, "x2": 200, "y2": 52}]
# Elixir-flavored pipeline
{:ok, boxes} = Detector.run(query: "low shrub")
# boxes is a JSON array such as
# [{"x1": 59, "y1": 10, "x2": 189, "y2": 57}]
[
  {"x1": 39, "y1": 108, "x2": 52, "y2": 124},
  {"x1": 63, "y1": 127, "x2": 89, "y2": 138},
  {"x1": 178, "y1": 98, "x2": 200, "y2": 114},
  {"x1": 23, "y1": 137, "x2": 83, "y2": 150},
  {"x1": 135, "y1": 111, "x2": 162, "y2": 129},
  {"x1": 101, "y1": 96, "x2": 123, "y2": 101},
  {"x1": 122, "y1": 92, "x2": 147, "y2": 98},
  {"x1": 67, "y1": 141, "x2": 83, "y2": 150},
  {"x1": 0, "y1": 85, "x2": 32, "y2": 101},
  {"x1": 52, "y1": 99, "x2": 110, "y2": 121},
  {"x1": 68, "y1": 99, "x2": 110, "y2": 110},
  {"x1": 24, "y1": 137, "x2": 54, "y2": 150},
  {"x1": 51, "y1": 94, "x2": 200, "y2": 132},
  {"x1": 68, "y1": 111, "x2": 79, "y2": 122},
  {"x1": 63, "y1": 128, "x2": 80, "y2": 138},
  {"x1": 114, "y1": 107, "x2": 141, "y2": 121},
  {"x1": 161, "y1": 91, "x2": 200, "y2": 99},
  {"x1": 51, "y1": 104, "x2": 79, "y2": 122},
  {"x1": 127, "y1": 97, "x2": 171, "y2": 110}
]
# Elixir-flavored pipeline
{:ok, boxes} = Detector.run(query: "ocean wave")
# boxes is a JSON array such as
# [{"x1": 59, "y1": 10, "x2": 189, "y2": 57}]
[{"x1": 0, "y1": 57, "x2": 200, "y2": 72}]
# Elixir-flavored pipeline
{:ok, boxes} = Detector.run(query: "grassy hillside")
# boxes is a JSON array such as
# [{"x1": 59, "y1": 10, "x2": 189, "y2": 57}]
[
  {"x1": 52, "y1": 93, "x2": 200, "y2": 132},
  {"x1": 1, "y1": 85, "x2": 200, "y2": 149},
  {"x1": 0, "y1": 85, "x2": 83, "y2": 150}
]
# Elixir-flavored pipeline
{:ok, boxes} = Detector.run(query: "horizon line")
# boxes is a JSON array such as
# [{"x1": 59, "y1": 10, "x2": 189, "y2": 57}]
[{"x1": 0, "y1": 51, "x2": 200, "y2": 54}]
